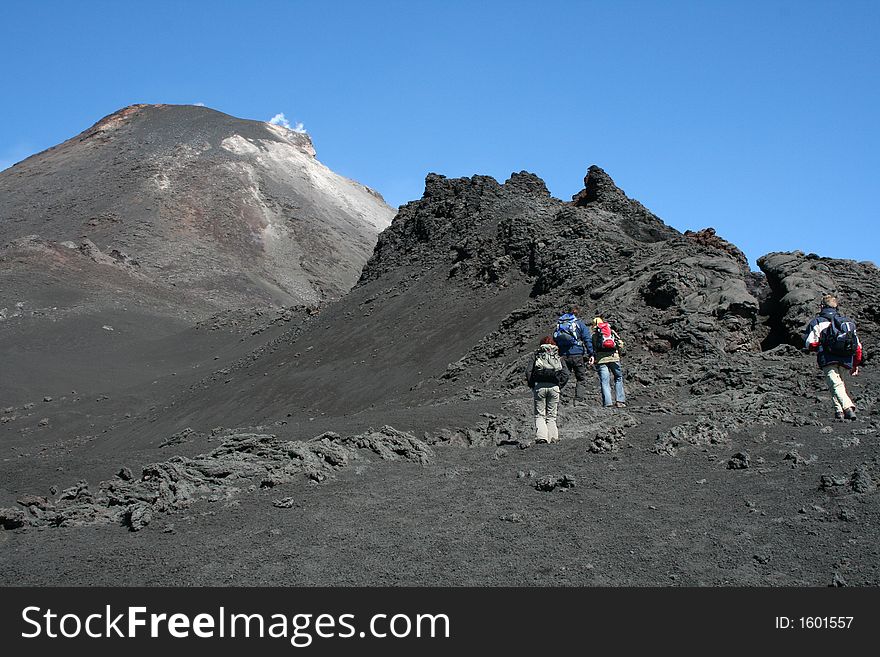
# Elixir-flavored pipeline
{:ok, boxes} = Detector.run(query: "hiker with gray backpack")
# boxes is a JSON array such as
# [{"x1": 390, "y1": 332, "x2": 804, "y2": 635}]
[
  {"x1": 552, "y1": 305, "x2": 594, "y2": 405},
  {"x1": 804, "y1": 294, "x2": 863, "y2": 420},
  {"x1": 526, "y1": 336, "x2": 570, "y2": 443}
]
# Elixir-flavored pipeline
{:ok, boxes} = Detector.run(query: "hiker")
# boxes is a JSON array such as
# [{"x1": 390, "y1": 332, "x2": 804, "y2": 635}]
[
  {"x1": 553, "y1": 305, "x2": 594, "y2": 404},
  {"x1": 804, "y1": 294, "x2": 863, "y2": 420},
  {"x1": 591, "y1": 317, "x2": 627, "y2": 408},
  {"x1": 526, "y1": 336, "x2": 570, "y2": 443}
]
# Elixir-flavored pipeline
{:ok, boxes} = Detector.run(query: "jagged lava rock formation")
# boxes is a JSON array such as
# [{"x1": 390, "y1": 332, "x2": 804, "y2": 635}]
[
  {"x1": 758, "y1": 251, "x2": 880, "y2": 348},
  {"x1": 135, "y1": 165, "x2": 877, "y2": 440}
]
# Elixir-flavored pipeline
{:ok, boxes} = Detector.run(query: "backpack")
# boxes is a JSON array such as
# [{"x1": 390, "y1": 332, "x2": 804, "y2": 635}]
[
  {"x1": 594, "y1": 321, "x2": 618, "y2": 351},
  {"x1": 530, "y1": 345, "x2": 568, "y2": 387},
  {"x1": 553, "y1": 318, "x2": 583, "y2": 352},
  {"x1": 821, "y1": 314, "x2": 857, "y2": 357}
]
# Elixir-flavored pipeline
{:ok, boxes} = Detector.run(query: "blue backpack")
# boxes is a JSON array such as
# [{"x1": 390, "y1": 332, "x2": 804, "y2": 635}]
[{"x1": 553, "y1": 318, "x2": 583, "y2": 352}]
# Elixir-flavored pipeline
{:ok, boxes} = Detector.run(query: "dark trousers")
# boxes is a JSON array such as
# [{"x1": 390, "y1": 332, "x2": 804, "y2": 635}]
[{"x1": 563, "y1": 354, "x2": 588, "y2": 400}]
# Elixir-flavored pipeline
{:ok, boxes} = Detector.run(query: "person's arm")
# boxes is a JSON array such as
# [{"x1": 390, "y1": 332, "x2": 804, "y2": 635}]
[
  {"x1": 580, "y1": 321, "x2": 595, "y2": 361},
  {"x1": 852, "y1": 337, "x2": 863, "y2": 375},
  {"x1": 804, "y1": 318, "x2": 824, "y2": 351}
]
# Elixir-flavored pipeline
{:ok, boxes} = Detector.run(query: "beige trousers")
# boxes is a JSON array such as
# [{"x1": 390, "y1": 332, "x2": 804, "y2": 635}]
[
  {"x1": 534, "y1": 384, "x2": 560, "y2": 442},
  {"x1": 822, "y1": 364, "x2": 855, "y2": 413}
]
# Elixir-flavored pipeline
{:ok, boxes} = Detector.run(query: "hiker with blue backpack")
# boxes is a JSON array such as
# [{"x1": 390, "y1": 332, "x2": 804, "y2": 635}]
[
  {"x1": 553, "y1": 305, "x2": 594, "y2": 405},
  {"x1": 804, "y1": 294, "x2": 863, "y2": 420}
]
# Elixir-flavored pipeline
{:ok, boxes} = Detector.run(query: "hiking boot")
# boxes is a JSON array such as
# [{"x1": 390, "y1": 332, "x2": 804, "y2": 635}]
[
  {"x1": 834, "y1": 411, "x2": 844, "y2": 420},
  {"x1": 844, "y1": 408, "x2": 857, "y2": 420},
  {"x1": 615, "y1": 401, "x2": 627, "y2": 408}
]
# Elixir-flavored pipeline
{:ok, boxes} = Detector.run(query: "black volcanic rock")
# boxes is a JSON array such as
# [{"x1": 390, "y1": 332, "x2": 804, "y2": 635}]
[
  {"x1": 684, "y1": 227, "x2": 750, "y2": 272},
  {"x1": 757, "y1": 251, "x2": 880, "y2": 349},
  {"x1": 572, "y1": 165, "x2": 678, "y2": 242},
  {"x1": 359, "y1": 172, "x2": 553, "y2": 293},
  {"x1": 134, "y1": 165, "x2": 800, "y2": 437}
]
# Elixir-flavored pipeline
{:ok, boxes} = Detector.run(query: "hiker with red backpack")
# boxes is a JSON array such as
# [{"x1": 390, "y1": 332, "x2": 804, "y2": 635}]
[
  {"x1": 804, "y1": 294, "x2": 863, "y2": 420},
  {"x1": 526, "y1": 336, "x2": 570, "y2": 443},
  {"x1": 590, "y1": 317, "x2": 627, "y2": 408},
  {"x1": 552, "y1": 305, "x2": 594, "y2": 405}
]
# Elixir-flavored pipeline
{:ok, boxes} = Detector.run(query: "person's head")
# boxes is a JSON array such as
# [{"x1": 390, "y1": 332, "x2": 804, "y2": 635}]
[
  {"x1": 568, "y1": 305, "x2": 580, "y2": 316},
  {"x1": 540, "y1": 336, "x2": 557, "y2": 346},
  {"x1": 821, "y1": 294, "x2": 839, "y2": 309},
  {"x1": 592, "y1": 317, "x2": 604, "y2": 328}
]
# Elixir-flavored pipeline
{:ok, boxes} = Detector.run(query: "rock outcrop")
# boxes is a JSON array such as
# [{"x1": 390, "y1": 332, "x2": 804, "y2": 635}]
[
  {"x1": 571, "y1": 165, "x2": 678, "y2": 242},
  {"x1": 757, "y1": 251, "x2": 880, "y2": 351},
  {"x1": 5, "y1": 426, "x2": 433, "y2": 531}
]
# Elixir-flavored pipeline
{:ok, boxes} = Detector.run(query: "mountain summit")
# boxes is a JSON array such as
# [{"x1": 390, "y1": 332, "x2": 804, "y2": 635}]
[{"x1": 0, "y1": 104, "x2": 395, "y2": 309}]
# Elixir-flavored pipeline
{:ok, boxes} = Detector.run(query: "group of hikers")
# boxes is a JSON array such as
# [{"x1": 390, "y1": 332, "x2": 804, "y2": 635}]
[
  {"x1": 525, "y1": 305, "x2": 626, "y2": 444},
  {"x1": 526, "y1": 295, "x2": 864, "y2": 444}
]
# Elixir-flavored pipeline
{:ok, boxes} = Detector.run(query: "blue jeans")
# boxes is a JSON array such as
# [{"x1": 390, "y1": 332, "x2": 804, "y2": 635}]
[{"x1": 597, "y1": 362, "x2": 625, "y2": 406}]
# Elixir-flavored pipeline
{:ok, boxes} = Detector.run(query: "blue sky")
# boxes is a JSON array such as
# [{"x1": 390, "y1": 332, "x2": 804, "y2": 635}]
[{"x1": 1, "y1": 0, "x2": 877, "y2": 267}]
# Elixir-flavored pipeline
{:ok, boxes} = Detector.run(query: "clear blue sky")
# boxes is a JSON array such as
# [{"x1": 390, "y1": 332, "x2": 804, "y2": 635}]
[{"x1": 1, "y1": 0, "x2": 877, "y2": 267}]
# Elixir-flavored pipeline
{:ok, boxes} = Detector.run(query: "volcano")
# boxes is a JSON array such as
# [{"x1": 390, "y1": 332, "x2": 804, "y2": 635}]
[
  {"x1": 0, "y1": 104, "x2": 394, "y2": 405},
  {"x1": 0, "y1": 103, "x2": 394, "y2": 308}
]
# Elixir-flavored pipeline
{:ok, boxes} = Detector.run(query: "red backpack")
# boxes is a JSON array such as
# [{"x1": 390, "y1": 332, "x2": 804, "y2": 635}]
[{"x1": 594, "y1": 321, "x2": 617, "y2": 351}]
